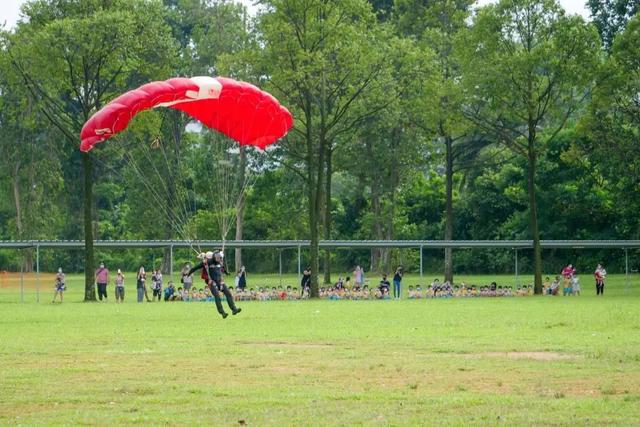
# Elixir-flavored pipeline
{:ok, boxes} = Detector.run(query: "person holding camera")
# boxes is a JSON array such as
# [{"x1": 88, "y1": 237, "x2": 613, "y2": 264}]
[{"x1": 393, "y1": 266, "x2": 404, "y2": 300}]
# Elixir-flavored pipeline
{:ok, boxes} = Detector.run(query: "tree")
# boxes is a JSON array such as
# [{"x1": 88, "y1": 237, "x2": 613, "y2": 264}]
[
  {"x1": 458, "y1": 0, "x2": 601, "y2": 293},
  {"x1": 581, "y1": 14, "x2": 640, "y2": 237},
  {"x1": 5, "y1": 0, "x2": 176, "y2": 300},
  {"x1": 587, "y1": 0, "x2": 640, "y2": 49},
  {"x1": 395, "y1": 0, "x2": 477, "y2": 284},
  {"x1": 0, "y1": 51, "x2": 64, "y2": 270},
  {"x1": 256, "y1": 0, "x2": 392, "y2": 296}
]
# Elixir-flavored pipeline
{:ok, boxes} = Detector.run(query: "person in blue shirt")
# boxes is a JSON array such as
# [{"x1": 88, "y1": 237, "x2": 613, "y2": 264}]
[{"x1": 163, "y1": 281, "x2": 175, "y2": 301}]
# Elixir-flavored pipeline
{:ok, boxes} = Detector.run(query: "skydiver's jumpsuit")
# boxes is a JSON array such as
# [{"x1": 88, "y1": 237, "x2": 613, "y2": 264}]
[{"x1": 187, "y1": 259, "x2": 238, "y2": 316}]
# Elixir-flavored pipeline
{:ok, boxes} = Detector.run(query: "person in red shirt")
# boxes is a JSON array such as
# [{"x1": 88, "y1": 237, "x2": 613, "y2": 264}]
[{"x1": 594, "y1": 264, "x2": 607, "y2": 295}]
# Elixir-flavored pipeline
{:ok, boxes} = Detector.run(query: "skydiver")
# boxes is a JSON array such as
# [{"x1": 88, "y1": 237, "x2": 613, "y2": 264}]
[{"x1": 185, "y1": 251, "x2": 241, "y2": 318}]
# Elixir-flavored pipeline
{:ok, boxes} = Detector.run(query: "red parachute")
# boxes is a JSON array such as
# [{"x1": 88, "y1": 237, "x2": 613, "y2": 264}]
[{"x1": 80, "y1": 76, "x2": 293, "y2": 152}]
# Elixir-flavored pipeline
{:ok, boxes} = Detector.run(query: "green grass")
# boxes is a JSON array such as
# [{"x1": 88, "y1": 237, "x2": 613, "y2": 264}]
[{"x1": 1, "y1": 274, "x2": 639, "y2": 425}]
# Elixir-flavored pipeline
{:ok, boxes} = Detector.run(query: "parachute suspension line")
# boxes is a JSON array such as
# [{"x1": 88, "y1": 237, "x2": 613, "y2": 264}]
[{"x1": 103, "y1": 134, "x2": 201, "y2": 256}]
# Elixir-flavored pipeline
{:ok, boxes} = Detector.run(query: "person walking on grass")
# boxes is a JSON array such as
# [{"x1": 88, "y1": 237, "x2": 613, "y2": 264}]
[
  {"x1": 115, "y1": 269, "x2": 125, "y2": 303},
  {"x1": 95, "y1": 262, "x2": 109, "y2": 302},
  {"x1": 52, "y1": 267, "x2": 65, "y2": 303},
  {"x1": 393, "y1": 266, "x2": 403, "y2": 300},
  {"x1": 594, "y1": 264, "x2": 606, "y2": 295}
]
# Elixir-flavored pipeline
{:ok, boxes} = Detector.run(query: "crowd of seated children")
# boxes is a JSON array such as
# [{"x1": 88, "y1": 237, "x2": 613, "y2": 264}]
[
  {"x1": 405, "y1": 281, "x2": 533, "y2": 298},
  {"x1": 234, "y1": 286, "x2": 304, "y2": 301}
]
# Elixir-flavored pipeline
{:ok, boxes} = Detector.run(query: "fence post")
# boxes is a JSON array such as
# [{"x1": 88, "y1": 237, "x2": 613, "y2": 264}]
[
  {"x1": 625, "y1": 248, "x2": 629, "y2": 293},
  {"x1": 36, "y1": 244, "x2": 40, "y2": 303},
  {"x1": 298, "y1": 245, "x2": 301, "y2": 279},
  {"x1": 279, "y1": 249, "x2": 283, "y2": 286},
  {"x1": 515, "y1": 249, "x2": 519, "y2": 287},
  {"x1": 20, "y1": 249, "x2": 24, "y2": 304},
  {"x1": 169, "y1": 244, "x2": 174, "y2": 279},
  {"x1": 420, "y1": 245, "x2": 423, "y2": 279}
]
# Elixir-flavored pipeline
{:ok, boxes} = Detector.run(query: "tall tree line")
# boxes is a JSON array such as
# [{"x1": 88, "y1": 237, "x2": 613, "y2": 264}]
[{"x1": 1, "y1": 0, "x2": 639, "y2": 297}]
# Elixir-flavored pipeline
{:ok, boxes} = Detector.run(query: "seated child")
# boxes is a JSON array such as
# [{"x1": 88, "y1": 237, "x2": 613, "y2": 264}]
[
  {"x1": 407, "y1": 285, "x2": 415, "y2": 299},
  {"x1": 414, "y1": 285, "x2": 423, "y2": 299},
  {"x1": 563, "y1": 277, "x2": 572, "y2": 296}
]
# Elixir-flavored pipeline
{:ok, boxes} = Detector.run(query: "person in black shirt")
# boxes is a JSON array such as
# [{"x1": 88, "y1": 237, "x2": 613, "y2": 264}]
[
  {"x1": 379, "y1": 274, "x2": 391, "y2": 298},
  {"x1": 185, "y1": 251, "x2": 241, "y2": 318},
  {"x1": 300, "y1": 268, "x2": 311, "y2": 297},
  {"x1": 237, "y1": 266, "x2": 247, "y2": 291}
]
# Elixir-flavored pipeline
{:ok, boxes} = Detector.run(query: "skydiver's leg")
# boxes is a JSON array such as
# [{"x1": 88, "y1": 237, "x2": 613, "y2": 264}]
[
  {"x1": 209, "y1": 281, "x2": 227, "y2": 317},
  {"x1": 220, "y1": 283, "x2": 240, "y2": 314}
]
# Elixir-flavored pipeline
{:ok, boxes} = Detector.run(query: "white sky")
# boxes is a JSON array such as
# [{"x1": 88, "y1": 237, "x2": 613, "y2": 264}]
[{"x1": 0, "y1": 0, "x2": 589, "y2": 29}]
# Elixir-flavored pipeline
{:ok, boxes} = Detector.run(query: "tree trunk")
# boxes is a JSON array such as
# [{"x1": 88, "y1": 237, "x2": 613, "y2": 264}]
[
  {"x1": 323, "y1": 148, "x2": 333, "y2": 284},
  {"x1": 161, "y1": 248, "x2": 172, "y2": 276},
  {"x1": 527, "y1": 144, "x2": 543, "y2": 294},
  {"x1": 444, "y1": 134, "x2": 454, "y2": 284},
  {"x1": 83, "y1": 152, "x2": 96, "y2": 301}
]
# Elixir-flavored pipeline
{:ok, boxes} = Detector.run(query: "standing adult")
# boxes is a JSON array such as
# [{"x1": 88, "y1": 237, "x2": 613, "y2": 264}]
[
  {"x1": 180, "y1": 262, "x2": 193, "y2": 292},
  {"x1": 152, "y1": 269, "x2": 163, "y2": 301},
  {"x1": 237, "y1": 266, "x2": 247, "y2": 291},
  {"x1": 561, "y1": 264, "x2": 576, "y2": 279},
  {"x1": 354, "y1": 265, "x2": 364, "y2": 289},
  {"x1": 52, "y1": 267, "x2": 66, "y2": 303},
  {"x1": 594, "y1": 263, "x2": 607, "y2": 296},
  {"x1": 115, "y1": 269, "x2": 125, "y2": 303},
  {"x1": 300, "y1": 267, "x2": 311, "y2": 297},
  {"x1": 136, "y1": 266, "x2": 148, "y2": 303},
  {"x1": 95, "y1": 262, "x2": 109, "y2": 302},
  {"x1": 392, "y1": 266, "x2": 403, "y2": 300}
]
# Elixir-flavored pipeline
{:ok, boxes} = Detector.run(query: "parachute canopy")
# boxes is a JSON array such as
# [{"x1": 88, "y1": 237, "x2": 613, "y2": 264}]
[{"x1": 80, "y1": 76, "x2": 293, "y2": 152}]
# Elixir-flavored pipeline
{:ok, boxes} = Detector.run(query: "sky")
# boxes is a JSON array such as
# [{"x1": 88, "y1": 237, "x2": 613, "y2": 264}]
[{"x1": 1, "y1": 0, "x2": 590, "y2": 30}]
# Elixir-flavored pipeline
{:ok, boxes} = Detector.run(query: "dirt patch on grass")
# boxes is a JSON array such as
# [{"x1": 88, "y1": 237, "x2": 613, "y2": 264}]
[
  {"x1": 235, "y1": 340, "x2": 334, "y2": 349},
  {"x1": 463, "y1": 351, "x2": 574, "y2": 361}
]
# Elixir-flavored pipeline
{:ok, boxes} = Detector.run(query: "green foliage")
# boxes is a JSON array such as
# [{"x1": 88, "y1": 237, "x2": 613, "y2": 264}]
[{"x1": 1, "y1": 0, "x2": 639, "y2": 278}]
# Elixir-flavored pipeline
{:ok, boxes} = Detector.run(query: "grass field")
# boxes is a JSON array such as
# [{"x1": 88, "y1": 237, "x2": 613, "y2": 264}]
[{"x1": 1, "y1": 273, "x2": 639, "y2": 425}]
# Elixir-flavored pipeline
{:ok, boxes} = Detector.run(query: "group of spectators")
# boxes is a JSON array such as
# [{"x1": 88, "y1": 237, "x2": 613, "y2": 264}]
[
  {"x1": 314, "y1": 277, "x2": 534, "y2": 300},
  {"x1": 542, "y1": 263, "x2": 607, "y2": 296},
  {"x1": 49, "y1": 261, "x2": 610, "y2": 303}
]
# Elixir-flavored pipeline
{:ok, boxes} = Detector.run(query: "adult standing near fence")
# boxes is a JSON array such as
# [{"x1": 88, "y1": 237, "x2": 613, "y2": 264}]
[
  {"x1": 393, "y1": 266, "x2": 403, "y2": 300},
  {"x1": 152, "y1": 269, "x2": 163, "y2": 302},
  {"x1": 594, "y1": 264, "x2": 607, "y2": 296},
  {"x1": 136, "y1": 266, "x2": 148, "y2": 303},
  {"x1": 52, "y1": 267, "x2": 66, "y2": 303},
  {"x1": 354, "y1": 266, "x2": 364, "y2": 289},
  {"x1": 95, "y1": 262, "x2": 109, "y2": 302},
  {"x1": 300, "y1": 267, "x2": 311, "y2": 297},
  {"x1": 181, "y1": 263, "x2": 193, "y2": 292},
  {"x1": 115, "y1": 269, "x2": 125, "y2": 303},
  {"x1": 237, "y1": 266, "x2": 247, "y2": 291}
]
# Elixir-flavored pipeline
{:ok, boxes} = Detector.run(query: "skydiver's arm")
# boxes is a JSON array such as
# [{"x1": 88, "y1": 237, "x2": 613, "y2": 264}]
[{"x1": 186, "y1": 262, "x2": 204, "y2": 276}]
